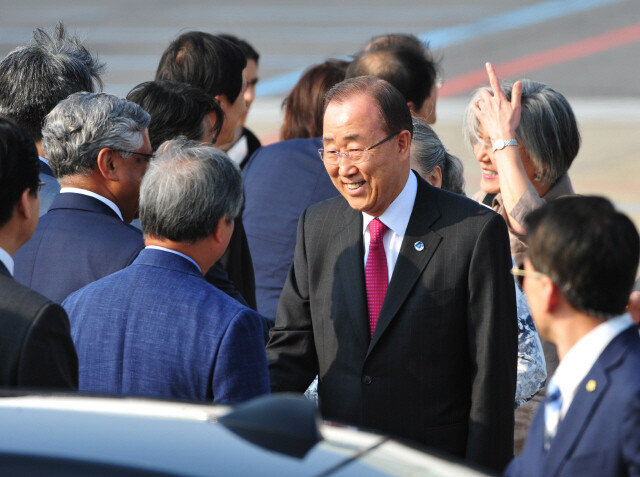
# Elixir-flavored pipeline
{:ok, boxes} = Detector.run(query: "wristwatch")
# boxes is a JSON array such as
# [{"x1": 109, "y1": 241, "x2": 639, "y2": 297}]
[{"x1": 492, "y1": 139, "x2": 518, "y2": 152}]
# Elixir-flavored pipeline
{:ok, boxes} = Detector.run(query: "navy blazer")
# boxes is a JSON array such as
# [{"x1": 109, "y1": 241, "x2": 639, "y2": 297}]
[
  {"x1": 63, "y1": 248, "x2": 270, "y2": 404},
  {"x1": 242, "y1": 137, "x2": 339, "y2": 318},
  {"x1": 38, "y1": 158, "x2": 60, "y2": 216},
  {"x1": 0, "y1": 262, "x2": 77, "y2": 389},
  {"x1": 14, "y1": 192, "x2": 144, "y2": 303},
  {"x1": 506, "y1": 326, "x2": 640, "y2": 477}
]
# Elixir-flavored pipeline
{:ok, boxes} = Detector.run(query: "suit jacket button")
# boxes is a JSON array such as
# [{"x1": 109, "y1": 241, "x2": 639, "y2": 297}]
[{"x1": 362, "y1": 376, "x2": 372, "y2": 385}]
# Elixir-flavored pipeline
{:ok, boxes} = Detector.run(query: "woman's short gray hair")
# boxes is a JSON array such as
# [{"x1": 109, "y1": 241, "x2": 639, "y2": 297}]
[
  {"x1": 411, "y1": 118, "x2": 465, "y2": 195},
  {"x1": 139, "y1": 138, "x2": 243, "y2": 243},
  {"x1": 42, "y1": 92, "x2": 150, "y2": 178},
  {"x1": 463, "y1": 79, "x2": 580, "y2": 184}
]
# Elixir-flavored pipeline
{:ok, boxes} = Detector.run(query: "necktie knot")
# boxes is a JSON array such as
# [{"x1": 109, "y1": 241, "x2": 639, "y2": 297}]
[{"x1": 369, "y1": 218, "x2": 387, "y2": 244}]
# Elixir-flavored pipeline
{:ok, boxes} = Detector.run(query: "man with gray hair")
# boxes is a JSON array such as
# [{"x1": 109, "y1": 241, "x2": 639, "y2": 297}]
[
  {"x1": 0, "y1": 23, "x2": 104, "y2": 215},
  {"x1": 14, "y1": 92, "x2": 150, "y2": 303},
  {"x1": 62, "y1": 138, "x2": 269, "y2": 403}
]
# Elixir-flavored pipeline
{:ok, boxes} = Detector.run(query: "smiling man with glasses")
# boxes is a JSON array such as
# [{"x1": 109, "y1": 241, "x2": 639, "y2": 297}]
[
  {"x1": 267, "y1": 76, "x2": 518, "y2": 472},
  {"x1": 14, "y1": 92, "x2": 151, "y2": 304}
]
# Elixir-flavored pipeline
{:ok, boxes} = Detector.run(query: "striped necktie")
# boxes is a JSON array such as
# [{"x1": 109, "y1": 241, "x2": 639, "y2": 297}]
[{"x1": 544, "y1": 378, "x2": 563, "y2": 450}]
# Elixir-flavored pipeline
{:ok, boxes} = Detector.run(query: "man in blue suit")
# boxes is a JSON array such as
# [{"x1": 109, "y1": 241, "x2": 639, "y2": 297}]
[
  {"x1": 14, "y1": 93, "x2": 151, "y2": 303},
  {"x1": 506, "y1": 196, "x2": 640, "y2": 476},
  {"x1": 0, "y1": 23, "x2": 104, "y2": 216},
  {"x1": 63, "y1": 139, "x2": 269, "y2": 403}
]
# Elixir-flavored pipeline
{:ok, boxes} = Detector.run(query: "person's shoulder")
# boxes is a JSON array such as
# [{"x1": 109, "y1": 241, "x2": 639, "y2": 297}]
[
  {"x1": 0, "y1": 273, "x2": 52, "y2": 314},
  {"x1": 304, "y1": 194, "x2": 349, "y2": 220},
  {"x1": 422, "y1": 180, "x2": 499, "y2": 221}
]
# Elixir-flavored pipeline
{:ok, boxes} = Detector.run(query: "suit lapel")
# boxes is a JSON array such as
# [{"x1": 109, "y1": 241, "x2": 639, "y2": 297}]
[
  {"x1": 368, "y1": 178, "x2": 442, "y2": 354},
  {"x1": 543, "y1": 329, "x2": 632, "y2": 475},
  {"x1": 0, "y1": 261, "x2": 10, "y2": 278},
  {"x1": 334, "y1": 204, "x2": 370, "y2": 348}
]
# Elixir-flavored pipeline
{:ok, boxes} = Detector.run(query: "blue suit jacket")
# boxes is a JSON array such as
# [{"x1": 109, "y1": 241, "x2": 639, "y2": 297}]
[
  {"x1": 62, "y1": 248, "x2": 270, "y2": 404},
  {"x1": 242, "y1": 137, "x2": 339, "y2": 318},
  {"x1": 506, "y1": 326, "x2": 640, "y2": 477},
  {"x1": 38, "y1": 159, "x2": 60, "y2": 217},
  {"x1": 14, "y1": 192, "x2": 144, "y2": 303}
]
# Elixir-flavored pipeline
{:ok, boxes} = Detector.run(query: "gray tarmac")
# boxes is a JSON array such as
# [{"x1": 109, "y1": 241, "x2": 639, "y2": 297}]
[{"x1": 1, "y1": 0, "x2": 638, "y2": 229}]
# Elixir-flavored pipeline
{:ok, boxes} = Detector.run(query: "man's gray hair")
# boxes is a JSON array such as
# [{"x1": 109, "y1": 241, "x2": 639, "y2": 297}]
[
  {"x1": 411, "y1": 118, "x2": 465, "y2": 195},
  {"x1": 42, "y1": 92, "x2": 150, "y2": 178},
  {"x1": 463, "y1": 79, "x2": 580, "y2": 185},
  {"x1": 0, "y1": 23, "x2": 104, "y2": 142},
  {"x1": 139, "y1": 138, "x2": 243, "y2": 243}
]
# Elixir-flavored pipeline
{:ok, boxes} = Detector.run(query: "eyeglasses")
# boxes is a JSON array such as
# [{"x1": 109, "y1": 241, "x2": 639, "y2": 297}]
[
  {"x1": 510, "y1": 266, "x2": 547, "y2": 289},
  {"x1": 114, "y1": 150, "x2": 155, "y2": 161},
  {"x1": 318, "y1": 131, "x2": 400, "y2": 165},
  {"x1": 37, "y1": 181, "x2": 45, "y2": 193}
]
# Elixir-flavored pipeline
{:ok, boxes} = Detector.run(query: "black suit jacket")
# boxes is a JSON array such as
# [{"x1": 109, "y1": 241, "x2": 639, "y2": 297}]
[
  {"x1": 267, "y1": 175, "x2": 517, "y2": 471},
  {"x1": 0, "y1": 262, "x2": 77, "y2": 389}
]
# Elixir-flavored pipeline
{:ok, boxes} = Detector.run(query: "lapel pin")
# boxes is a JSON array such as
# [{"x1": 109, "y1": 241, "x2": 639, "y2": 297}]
[
  {"x1": 586, "y1": 379, "x2": 597, "y2": 392},
  {"x1": 414, "y1": 241, "x2": 424, "y2": 252}
]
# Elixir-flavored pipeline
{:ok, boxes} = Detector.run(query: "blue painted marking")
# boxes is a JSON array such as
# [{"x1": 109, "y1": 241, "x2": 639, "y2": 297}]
[{"x1": 257, "y1": 0, "x2": 623, "y2": 98}]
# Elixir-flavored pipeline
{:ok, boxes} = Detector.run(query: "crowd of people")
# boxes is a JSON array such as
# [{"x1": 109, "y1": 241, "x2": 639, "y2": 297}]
[{"x1": 0, "y1": 23, "x2": 639, "y2": 475}]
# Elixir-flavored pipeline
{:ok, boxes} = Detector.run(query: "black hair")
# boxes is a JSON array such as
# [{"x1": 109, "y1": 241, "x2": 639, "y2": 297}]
[
  {"x1": 0, "y1": 117, "x2": 40, "y2": 227},
  {"x1": 347, "y1": 44, "x2": 437, "y2": 112},
  {"x1": 127, "y1": 81, "x2": 223, "y2": 151},
  {"x1": 218, "y1": 34, "x2": 259, "y2": 63},
  {"x1": 526, "y1": 196, "x2": 640, "y2": 318},
  {"x1": 155, "y1": 31, "x2": 247, "y2": 103},
  {"x1": 0, "y1": 22, "x2": 104, "y2": 142}
]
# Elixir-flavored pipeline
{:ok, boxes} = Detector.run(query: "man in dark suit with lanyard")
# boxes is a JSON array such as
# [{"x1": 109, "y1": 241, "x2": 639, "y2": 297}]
[
  {"x1": 0, "y1": 117, "x2": 77, "y2": 389},
  {"x1": 267, "y1": 76, "x2": 517, "y2": 472}
]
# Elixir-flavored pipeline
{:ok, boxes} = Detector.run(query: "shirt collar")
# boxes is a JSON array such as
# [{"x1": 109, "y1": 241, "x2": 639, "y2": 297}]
[
  {"x1": 60, "y1": 187, "x2": 123, "y2": 221},
  {"x1": 144, "y1": 245, "x2": 202, "y2": 274},
  {"x1": 552, "y1": 313, "x2": 633, "y2": 412},
  {"x1": 0, "y1": 246, "x2": 14, "y2": 276},
  {"x1": 362, "y1": 171, "x2": 417, "y2": 235}
]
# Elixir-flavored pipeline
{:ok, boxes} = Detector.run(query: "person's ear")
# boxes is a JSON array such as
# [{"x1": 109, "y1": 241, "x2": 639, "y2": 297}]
[
  {"x1": 397, "y1": 130, "x2": 412, "y2": 158},
  {"x1": 407, "y1": 101, "x2": 417, "y2": 115},
  {"x1": 96, "y1": 148, "x2": 119, "y2": 181},
  {"x1": 212, "y1": 216, "x2": 229, "y2": 244},
  {"x1": 16, "y1": 188, "x2": 33, "y2": 220},
  {"x1": 541, "y1": 277, "x2": 561, "y2": 313},
  {"x1": 426, "y1": 165, "x2": 443, "y2": 188}
]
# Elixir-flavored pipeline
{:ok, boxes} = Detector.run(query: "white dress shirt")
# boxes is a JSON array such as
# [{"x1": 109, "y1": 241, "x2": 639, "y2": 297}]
[
  {"x1": 362, "y1": 172, "x2": 418, "y2": 283},
  {"x1": 145, "y1": 245, "x2": 202, "y2": 274},
  {"x1": 0, "y1": 246, "x2": 14, "y2": 276},
  {"x1": 60, "y1": 187, "x2": 123, "y2": 221},
  {"x1": 551, "y1": 313, "x2": 634, "y2": 419}
]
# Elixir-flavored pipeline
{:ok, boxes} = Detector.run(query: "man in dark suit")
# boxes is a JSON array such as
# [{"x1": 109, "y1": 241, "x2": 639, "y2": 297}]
[
  {"x1": 63, "y1": 139, "x2": 269, "y2": 403},
  {"x1": 0, "y1": 23, "x2": 104, "y2": 216},
  {"x1": 267, "y1": 77, "x2": 517, "y2": 471},
  {"x1": 506, "y1": 196, "x2": 640, "y2": 477},
  {"x1": 0, "y1": 117, "x2": 77, "y2": 389},
  {"x1": 14, "y1": 93, "x2": 151, "y2": 303}
]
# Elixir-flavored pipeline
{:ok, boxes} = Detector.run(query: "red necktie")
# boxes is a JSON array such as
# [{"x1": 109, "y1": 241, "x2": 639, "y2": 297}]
[{"x1": 366, "y1": 218, "x2": 388, "y2": 337}]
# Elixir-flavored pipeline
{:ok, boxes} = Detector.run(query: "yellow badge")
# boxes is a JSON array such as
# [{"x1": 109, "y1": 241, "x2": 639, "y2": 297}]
[{"x1": 586, "y1": 380, "x2": 597, "y2": 392}]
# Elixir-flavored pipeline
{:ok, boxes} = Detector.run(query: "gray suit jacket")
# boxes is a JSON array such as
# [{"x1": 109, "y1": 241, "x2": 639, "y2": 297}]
[{"x1": 267, "y1": 174, "x2": 517, "y2": 471}]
